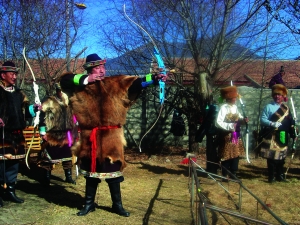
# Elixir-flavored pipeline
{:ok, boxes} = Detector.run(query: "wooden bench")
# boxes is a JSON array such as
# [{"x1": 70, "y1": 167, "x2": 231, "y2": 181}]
[{"x1": 23, "y1": 126, "x2": 42, "y2": 152}]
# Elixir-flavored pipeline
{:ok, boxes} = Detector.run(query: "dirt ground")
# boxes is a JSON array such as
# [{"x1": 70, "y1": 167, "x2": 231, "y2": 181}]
[{"x1": 0, "y1": 147, "x2": 300, "y2": 225}]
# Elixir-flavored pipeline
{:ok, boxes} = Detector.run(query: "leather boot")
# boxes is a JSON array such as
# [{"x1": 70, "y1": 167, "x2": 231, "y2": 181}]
[
  {"x1": 77, "y1": 177, "x2": 99, "y2": 216},
  {"x1": 0, "y1": 186, "x2": 3, "y2": 206},
  {"x1": 41, "y1": 169, "x2": 51, "y2": 186},
  {"x1": 108, "y1": 182, "x2": 130, "y2": 217},
  {"x1": 3, "y1": 183, "x2": 24, "y2": 203},
  {"x1": 276, "y1": 174, "x2": 288, "y2": 182},
  {"x1": 64, "y1": 169, "x2": 76, "y2": 184}
]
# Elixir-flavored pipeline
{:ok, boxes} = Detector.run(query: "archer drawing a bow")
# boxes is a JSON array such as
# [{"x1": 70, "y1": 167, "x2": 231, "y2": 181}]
[{"x1": 23, "y1": 47, "x2": 42, "y2": 168}]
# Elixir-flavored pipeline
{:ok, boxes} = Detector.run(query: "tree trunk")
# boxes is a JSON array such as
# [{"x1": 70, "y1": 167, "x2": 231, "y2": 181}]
[{"x1": 188, "y1": 114, "x2": 199, "y2": 153}]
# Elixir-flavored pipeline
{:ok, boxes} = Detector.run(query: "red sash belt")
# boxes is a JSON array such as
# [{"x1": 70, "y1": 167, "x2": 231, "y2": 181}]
[{"x1": 90, "y1": 125, "x2": 121, "y2": 172}]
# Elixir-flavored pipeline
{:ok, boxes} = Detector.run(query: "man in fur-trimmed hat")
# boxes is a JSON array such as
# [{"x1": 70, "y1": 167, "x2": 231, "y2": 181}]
[
  {"x1": 260, "y1": 84, "x2": 296, "y2": 183},
  {"x1": 215, "y1": 86, "x2": 248, "y2": 181},
  {"x1": 0, "y1": 61, "x2": 41, "y2": 207},
  {"x1": 59, "y1": 53, "x2": 169, "y2": 217}
]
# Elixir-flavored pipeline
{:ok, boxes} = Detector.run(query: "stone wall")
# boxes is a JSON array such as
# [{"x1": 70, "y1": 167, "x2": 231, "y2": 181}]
[
  {"x1": 24, "y1": 85, "x2": 299, "y2": 152},
  {"x1": 124, "y1": 86, "x2": 300, "y2": 152}
]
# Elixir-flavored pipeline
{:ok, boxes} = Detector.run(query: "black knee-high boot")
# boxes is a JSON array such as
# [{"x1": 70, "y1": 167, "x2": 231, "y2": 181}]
[
  {"x1": 108, "y1": 182, "x2": 130, "y2": 217},
  {"x1": 0, "y1": 185, "x2": 3, "y2": 207},
  {"x1": 3, "y1": 183, "x2": 24, "y2": 203},
  {"x1": 275, "y1": 160, "x2": 287, "y2": 182},
  {"x1": 267, "y1": 159, "x2": 275, "y2": 183},
  {"x1": 64, "y1": 169, "x2": 76, "y2": 184},
  {"x1": 0, "y1": 185, "x2": 3, "y2": 206},
  {"x1": 77, "y1": 177, "x2": 99, "y2": 216},
  {"x1": 41, "y1": 169, "x2": 51, "y2": 186}
]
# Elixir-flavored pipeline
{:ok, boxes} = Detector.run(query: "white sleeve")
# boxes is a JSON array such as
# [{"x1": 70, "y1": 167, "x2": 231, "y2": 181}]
[{"x1": 215, "y1": 105, "x2": 235, "y2": 131}]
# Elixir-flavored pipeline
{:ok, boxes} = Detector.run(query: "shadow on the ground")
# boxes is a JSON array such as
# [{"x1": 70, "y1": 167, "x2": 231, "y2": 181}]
[
  {"x1": 16, "y1": 179, "x2": 82, "y2": 209},
  {"x1": 136, "y1": 162, "x2": 189, "y2": 176}
]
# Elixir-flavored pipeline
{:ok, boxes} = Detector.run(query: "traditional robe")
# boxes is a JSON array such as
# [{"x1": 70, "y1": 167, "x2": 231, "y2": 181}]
[
  {"x1": 38, "y1": 92, "x2": 76, "y2": 164},
  {"x1": 0, "y1": 83, "x2": 33, "y2": 160},
  {"x1": 60, "y1": 74, "x2": 140, "y2": 178},
  {"x1": 260, "y1": 103, "x2": 294, "y2": 160}
]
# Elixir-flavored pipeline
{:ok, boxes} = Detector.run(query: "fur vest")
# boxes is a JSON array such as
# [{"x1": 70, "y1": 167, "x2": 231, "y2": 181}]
[{"x1": 65, "y1": 75, "x2": 138, "y2": 171}]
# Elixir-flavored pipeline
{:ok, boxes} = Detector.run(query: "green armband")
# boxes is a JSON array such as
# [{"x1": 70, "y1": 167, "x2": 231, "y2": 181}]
[
  {"x1": 73, "y1": 74, "x2": 85, "y2": 85},
  {"x1": 280, "y1": 131, "x2": 286, "y2": 144},
  {"x1": 141, "y1": 73, "x2": 154, "y2": 88},
  {"x1": 146, "y1": 73, "x2": 152, "y2": 82}
]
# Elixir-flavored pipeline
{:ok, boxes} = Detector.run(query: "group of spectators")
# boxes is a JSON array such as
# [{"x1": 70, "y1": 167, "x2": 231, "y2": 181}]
[{"x1": 197, "y1": 66, "x2": 296, "y2": 184}]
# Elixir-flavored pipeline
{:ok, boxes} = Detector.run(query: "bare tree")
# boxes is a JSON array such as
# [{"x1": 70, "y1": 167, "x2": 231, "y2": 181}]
[
  {"x1": 0, "y1": 0, "x2": 87, "y2": 95},
  {"x1": 264, "y1": 0, "x2": 300, "y2": 59},
  {"x1": 92, "y1": 0, "x2": 281, "y2": 152}
]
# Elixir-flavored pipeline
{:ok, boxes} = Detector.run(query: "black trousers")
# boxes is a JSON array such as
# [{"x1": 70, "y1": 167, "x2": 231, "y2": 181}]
[
  {"x1": 0, "y1": 160, "x2": 19, "y2": 184},
  {"x1": 206, "y1": 135, "x2": 219, "y2": 174},
  {"x1": 221, "y1": 157, "x2": 239, "y2": 177},
  {"x1": 267, "y1": 158, "x2": 285, "y2": 180}
]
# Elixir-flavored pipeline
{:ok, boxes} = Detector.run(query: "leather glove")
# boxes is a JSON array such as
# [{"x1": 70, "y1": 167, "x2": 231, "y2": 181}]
[
  {"x1": 0, "y1": 118, "x2": 5, "y2": 127},
  {"x1": 270, "y1": 121, "x2": 282, "y2": 128}
]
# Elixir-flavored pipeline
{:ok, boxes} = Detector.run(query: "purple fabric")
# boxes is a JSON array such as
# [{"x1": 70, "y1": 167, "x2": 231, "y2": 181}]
[
  {"x1": 269, "y1": 73, "x2": 285, "y2": 88},
  {"x1": 231, "y1": 132, "x2": 239, "y2": 145}
]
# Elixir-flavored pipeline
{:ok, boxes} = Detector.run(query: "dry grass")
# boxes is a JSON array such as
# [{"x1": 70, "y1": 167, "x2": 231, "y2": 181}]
[
  {"x1": 192, "y1": 152, "x2": 300, "y2": 225},
  {"x1": 0, "y1": 147, "x2": 300, "y2": 225}
]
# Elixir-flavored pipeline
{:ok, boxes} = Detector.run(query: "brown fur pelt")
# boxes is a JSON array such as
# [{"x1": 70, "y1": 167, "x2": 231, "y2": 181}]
[
  {"x1": 41, "y1": 92, "x2": 76, "y2": 147},
  {"x1": 65, "y1": 75, "x2": 139, "y2": 171}
]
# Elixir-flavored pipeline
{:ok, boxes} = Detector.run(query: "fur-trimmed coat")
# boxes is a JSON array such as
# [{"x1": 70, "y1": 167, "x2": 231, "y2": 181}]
[
  {"x1": 40, "y1": 92, "x2": 76, "y2": 147},
  {"x1": 60, "y1": 74, "x2": 139, "y2": 172}
]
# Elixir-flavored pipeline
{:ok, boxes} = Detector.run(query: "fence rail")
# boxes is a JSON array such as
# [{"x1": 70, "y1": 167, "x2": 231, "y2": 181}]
[{"x1": 188, "y1": 157, "x2": 288, "y2": 225}]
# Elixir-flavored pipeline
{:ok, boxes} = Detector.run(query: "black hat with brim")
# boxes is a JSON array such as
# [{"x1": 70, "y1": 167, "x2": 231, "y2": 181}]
[
  {"x1": 0, "y1": 61, "x2": 19, "y2": 73},
  {"x1": 83, "y1": 54, "x2": 106, "y2": 70}
]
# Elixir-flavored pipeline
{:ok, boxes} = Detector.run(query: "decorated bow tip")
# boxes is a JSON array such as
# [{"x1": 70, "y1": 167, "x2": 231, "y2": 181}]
[
  {"x1": 22, "y1": 47, "x2": 42, "y2": 169},
  {"x1": 153, "y1": 46, "x2": 166, "y2": 104},
  {"x1": 123, "y1": 4, "x2": 168, "y2": 152},
  {"x1": 22, "y1": 47, "x2": 41, "y2": 128},
  {"x1": 123, "y1": 4, "x2": 166, "y2": 105}
]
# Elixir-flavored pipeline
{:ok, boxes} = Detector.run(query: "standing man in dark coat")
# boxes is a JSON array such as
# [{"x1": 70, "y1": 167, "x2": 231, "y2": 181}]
[{"x1": 0, "y1": 61, "x2": 41, "y2": 207}]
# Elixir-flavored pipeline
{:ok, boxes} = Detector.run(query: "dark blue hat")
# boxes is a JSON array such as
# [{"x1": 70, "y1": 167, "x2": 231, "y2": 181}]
[{"x1": 83, "y1": 54, "x2": 106, "y2": 69}]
